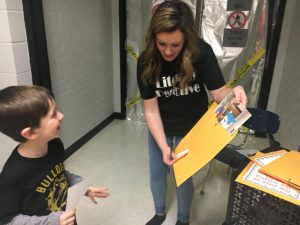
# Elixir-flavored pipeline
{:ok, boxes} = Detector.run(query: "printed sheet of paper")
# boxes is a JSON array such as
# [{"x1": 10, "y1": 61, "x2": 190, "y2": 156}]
[
  {"x1": 259, "y1": 150, "x2": 300, "y2": 190},
  {"x1": 213, "y1": 93, "x2": 251, "y2": 135},
  {"x1": 251, "y1": 150, "x2": 287, "y2": 166},
  {"x1": 66, "y1": 178, "x2": 90, "y2": 210},
  {"x1": 236, "y1": 152, "x2": 300, "y2": 206}
]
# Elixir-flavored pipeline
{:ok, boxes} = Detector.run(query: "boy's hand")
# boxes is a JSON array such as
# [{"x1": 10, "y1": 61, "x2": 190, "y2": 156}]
[
  {"x1": 86, "y1": 186, "x2": 110, "y2": 204},
  {"x1": 60, "y1": 209, "x2": 76, "y2": 225}
]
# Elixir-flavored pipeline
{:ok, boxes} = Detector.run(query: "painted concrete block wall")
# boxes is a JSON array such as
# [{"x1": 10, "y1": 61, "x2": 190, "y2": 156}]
[
  {"x1": 111, "y1": 0, "x2": 121, "y2": 113},
  {"x1": 268, "y1": 0, "x2": 300, "y2": 150},
  {"x1": 42, "y1": 0, "x2": 114, "y2": 148},
  {"x1": 0, "y1": 0, "x2": 32, "y2": 170}
]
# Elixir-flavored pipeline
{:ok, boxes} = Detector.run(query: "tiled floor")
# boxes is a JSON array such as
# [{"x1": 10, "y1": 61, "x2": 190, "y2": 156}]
[{"x1": 65, "y1": 119, "x2": 269, "y2": 225}]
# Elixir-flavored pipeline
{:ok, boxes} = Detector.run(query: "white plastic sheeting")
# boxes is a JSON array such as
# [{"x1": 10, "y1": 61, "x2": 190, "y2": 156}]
[
  {"x1": 125, "y1": 1, "x2": 152, "y2": 120},
  {"x1": 201, "y1": 0, "x2": 267, "y2": 106}
]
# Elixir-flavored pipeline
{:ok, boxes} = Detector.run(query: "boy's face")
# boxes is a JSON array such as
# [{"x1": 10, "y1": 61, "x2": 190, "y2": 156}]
[{"x1": 34, "y1": 100, "x2": 64, "y2": 142}]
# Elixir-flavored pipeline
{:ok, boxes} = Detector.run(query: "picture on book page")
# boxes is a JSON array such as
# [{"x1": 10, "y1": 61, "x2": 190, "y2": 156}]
[{"x1": 213, "y1": 93, "x2": 251, "y2": 135}]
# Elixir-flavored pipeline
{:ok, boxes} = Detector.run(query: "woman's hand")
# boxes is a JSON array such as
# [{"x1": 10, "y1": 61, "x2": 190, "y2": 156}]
[
  {"x1": 232, "y1": 85, "x2": 248, "y2": 106},
  {"x1": 86, "y1": 186, "x2": 110, "y2": 204},
  {"x1": 162, "y1": 147, "x2": 177, "y2": 166},
  {"x1": 210, "y1": 85, "x2": 248, "y2": 106}
]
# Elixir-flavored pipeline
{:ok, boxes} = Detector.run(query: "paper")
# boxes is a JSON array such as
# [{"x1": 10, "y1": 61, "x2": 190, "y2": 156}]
[
  {"x1": 250, "y1": 150, "x2": 287, "y2": 166},
  {"x1": 259, "y1": 150, "x2": 300, "y2": 190},
  {"x1": 214, "y1": 93, "x2": 251, "y2": 135},
  {"x1": 66, "y1": 178, "x2": 90, "y2": 210},
  {"x1": 236, "y1": 152, "x2": 300, "y2": 206}
]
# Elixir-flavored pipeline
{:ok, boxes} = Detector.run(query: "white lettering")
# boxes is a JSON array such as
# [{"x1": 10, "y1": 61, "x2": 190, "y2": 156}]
[
  {"x1": 172, "y1": 87, "x2": 180, "y2": 96},
  {"x1": 167, "y1": 76, "x2": 172, "y2": 86},
  {"x1": 155, "y1": 74, "x2": 201, "y2": 98},
  {"x1": 155, "y1": 90, "x2": 162, "y2": 97},
  {"x1": 194, "y1": 83, "x2": 200, "y2": 92},
  {"x1": 162, "y1": 77, "x2": 167, "y2": 87},
  {"x1": 156, "y1": 83, "x2": 201, "y2": 98}
]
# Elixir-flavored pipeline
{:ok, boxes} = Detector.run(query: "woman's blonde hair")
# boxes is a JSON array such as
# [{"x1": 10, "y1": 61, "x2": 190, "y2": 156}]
[{"x1": 141, "y1": 0, "x2": 199, "y2": 88}]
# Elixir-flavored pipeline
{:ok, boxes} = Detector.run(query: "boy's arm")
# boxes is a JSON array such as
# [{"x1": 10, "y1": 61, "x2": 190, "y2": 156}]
[
  {"x1": 4, "y1": 212, "x2": 61, "y2": 225},
  {"x1": 65, "y1": 170, "x2": 83, "y2": 187}
]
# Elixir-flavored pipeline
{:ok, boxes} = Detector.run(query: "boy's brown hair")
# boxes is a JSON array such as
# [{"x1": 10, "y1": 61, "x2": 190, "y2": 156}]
[{"x1": 0, "y1": 85, "x2": 54, "y2": 142}]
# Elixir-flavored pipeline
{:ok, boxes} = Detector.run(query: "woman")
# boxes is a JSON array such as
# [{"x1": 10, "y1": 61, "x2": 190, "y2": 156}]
[{"x1": 137, "y1": 1, "x2": 247, "y2": 225}]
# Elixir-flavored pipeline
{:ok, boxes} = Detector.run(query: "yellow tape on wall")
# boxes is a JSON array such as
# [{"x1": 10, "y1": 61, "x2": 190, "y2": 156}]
[
  {"x1": 227, "y1": 48, "x2": 266, "y2": 88},
  {"x1": 126, "y1": 96, "x2": 142, "y2": 108},
  {"x1": 126, "y1": 46, "x2": 139, "y2": 61},
  {"x1": 126, "y1": 45, "x2": 141, "y2": 108},
  {"x1": 209, "y1": 48, "x2": 266, "y2": 106}
]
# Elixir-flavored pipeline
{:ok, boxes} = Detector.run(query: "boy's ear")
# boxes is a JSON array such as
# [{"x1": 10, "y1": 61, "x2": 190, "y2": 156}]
[{"x1": 21, "y1": 127, "x2": 38, "y2": 140}]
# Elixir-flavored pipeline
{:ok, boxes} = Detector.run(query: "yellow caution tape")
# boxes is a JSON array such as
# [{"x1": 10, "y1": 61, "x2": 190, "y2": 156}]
[
  {"x1": 209, "y1": 48, "x2": 266, "y2": 105},
  {"x1": 126, "y1": 46, "x2": 139, "y2": 61},
  {"x1": 227, "y1": 48, "x2": 266, "y2": 88},
  {"x1": 126, "y1": 96, "x2": 142, "y2": 108},
  {"x1": 125, "y1": 45, "x2": 141, "y2": 108}
]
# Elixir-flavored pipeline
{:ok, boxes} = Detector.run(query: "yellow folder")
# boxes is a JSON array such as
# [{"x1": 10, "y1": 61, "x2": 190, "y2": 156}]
[
  {"x1": 259, "y1": 150, "x2": 300, "y2": 190},
  {"x1": 173, "y1": 103, "x2": 237, "y2": 187}
]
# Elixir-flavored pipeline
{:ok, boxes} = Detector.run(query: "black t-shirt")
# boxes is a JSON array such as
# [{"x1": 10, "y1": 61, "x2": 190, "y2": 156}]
[
  {"x1": 0, "y1": 138, "x2": 69, "y2": 224},
  {"x1": 137, "y1": 39, "x2": 225, "y2": 136}
]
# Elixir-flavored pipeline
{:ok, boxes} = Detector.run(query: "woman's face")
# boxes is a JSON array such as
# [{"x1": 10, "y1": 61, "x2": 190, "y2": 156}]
[{"x1": 156, "y1": 29, "x2": 185, "y2": 62}]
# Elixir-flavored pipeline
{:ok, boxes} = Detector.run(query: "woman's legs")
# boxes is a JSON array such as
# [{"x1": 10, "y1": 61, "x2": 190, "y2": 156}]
[
  {"x1": 148, "y1": 133, "x2": 194, "y2": 223},
  {"x1": 148, "y1": 132, "x2": 169, "y2": 215},
  {"x1": 173, "y1": 137, "x2": 194, "y2": 223},
  {"x1": 176, "y1": 177, "x2": 194, "y2": 223}
]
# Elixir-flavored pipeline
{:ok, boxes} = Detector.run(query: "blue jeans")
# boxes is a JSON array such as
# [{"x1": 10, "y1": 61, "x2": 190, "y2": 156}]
[{"x1": 148, "y1": 132, "x2": 194, "y2": 223}]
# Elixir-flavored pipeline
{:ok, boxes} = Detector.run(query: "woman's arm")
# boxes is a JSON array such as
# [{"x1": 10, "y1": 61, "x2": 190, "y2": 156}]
[
  {"x1": 144, "y1": 97, "x2": 176, "y2": 165},
  {"x1": 209, "y1": 85, "x2": 248, "y2": 105}
]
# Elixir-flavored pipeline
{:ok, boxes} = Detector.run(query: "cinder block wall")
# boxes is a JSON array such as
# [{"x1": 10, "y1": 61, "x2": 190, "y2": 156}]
[
  {"x1": 42, "y1": 0, "x2": 115, "y2": 148},
  {"x1": 0, "y1": 0, "x2": 32, "y2": 170},
  {"x1": 0, "y1": 0, "x2": 119, "y2": 170}
]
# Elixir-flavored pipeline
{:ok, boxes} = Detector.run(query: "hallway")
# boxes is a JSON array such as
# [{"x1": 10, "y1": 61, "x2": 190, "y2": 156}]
[{"x1": 64, "y1": 119, "x2": 258, "y2": 225}]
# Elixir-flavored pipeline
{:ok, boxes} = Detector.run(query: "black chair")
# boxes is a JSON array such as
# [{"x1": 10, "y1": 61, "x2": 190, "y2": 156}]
[
  {"x1": 199, "y1": 108, "x2": 280, "y2": 194},
  {"x1": 238, "y1": 107, "x2": 280, "y2": 147},
  {"x1": 217, "y1": 108, "x2": 280, "y2": 167}
]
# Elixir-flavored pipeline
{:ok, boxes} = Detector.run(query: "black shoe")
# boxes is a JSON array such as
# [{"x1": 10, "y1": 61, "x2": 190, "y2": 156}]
[
  {"x1": 175, "y1": 220, "x2": 189, "y2": 225},
  {"x1": 146, "y1": 214, "x2": 166, "y2": 225}
]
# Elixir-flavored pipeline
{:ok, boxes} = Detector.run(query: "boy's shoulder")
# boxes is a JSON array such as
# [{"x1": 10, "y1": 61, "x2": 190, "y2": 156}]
[
  {"x1": 49, "y1": 137, "x2": 64, "y2": 146},
  {"x1": 0, "y1": 147, "x2": 24, "y2": 183},
  {"x1": 0, "y1": 138, "x2": 64, "y2": 181},
  {"x1": 48, "y1": 138, "x2": 65, "y2": 156}
]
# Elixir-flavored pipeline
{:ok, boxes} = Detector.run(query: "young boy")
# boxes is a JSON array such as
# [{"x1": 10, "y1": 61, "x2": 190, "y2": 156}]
[{"x1": 0, "y1": 85, "x2": 110, "y2": 225}]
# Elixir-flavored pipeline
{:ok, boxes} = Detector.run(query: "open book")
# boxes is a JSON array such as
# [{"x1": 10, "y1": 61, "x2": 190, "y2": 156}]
[{"x1": 213, "y1": 93, "x2": 251, "y2": 135}]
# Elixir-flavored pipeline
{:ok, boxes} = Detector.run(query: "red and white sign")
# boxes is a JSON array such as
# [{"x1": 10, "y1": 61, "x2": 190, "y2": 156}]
[{"x1": 227, "y1": 11, "x2": 247, "y2": 29}]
